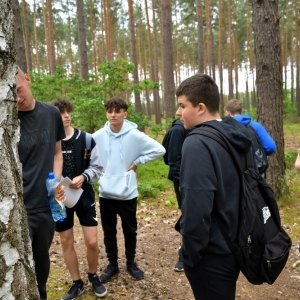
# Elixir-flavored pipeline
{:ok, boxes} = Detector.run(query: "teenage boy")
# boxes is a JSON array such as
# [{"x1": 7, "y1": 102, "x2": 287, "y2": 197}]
[
  {"x1": 51, "y1": 99, "x2": 107, "y2": 300},
  {"x1": 175, "y1": 74, "x2": 252, "y2": 300},
  {"x1": 164, "y1": 118, "x2": 189, "y2": 272},
  {"x1": 16, "y1": 66, "x2": 66, "y2": 300},
  {"x1": 93, "y1": 98, "x2": 165, "y2": 283},
  {"x1": 224, "y1": 99, "x2": 276, "y2": 156}
]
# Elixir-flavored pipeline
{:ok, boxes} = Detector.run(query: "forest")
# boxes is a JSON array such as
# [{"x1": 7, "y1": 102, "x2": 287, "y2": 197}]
[{"x1": 0, "y1": 0, "x2": 300, "y2": 299}]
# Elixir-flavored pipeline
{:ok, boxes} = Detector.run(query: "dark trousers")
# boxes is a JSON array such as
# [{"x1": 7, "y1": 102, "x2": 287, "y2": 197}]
[
  {"x1": 27, "y1": 211, "x2": 55, "y2": 300},
  {"x1": 184, "y1": 253, "x2": 239, "y2": 300},
  {"x1": 100, "y1": 197, "x2": 137, "y2": 265}
]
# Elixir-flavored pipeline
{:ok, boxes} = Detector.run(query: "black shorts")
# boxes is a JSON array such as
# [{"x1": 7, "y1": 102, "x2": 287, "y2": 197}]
[{"x1": 55, "y1": 199, "x2": 98, "y2": 232}]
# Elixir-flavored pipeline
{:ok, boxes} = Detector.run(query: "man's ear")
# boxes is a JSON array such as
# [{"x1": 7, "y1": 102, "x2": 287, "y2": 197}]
[
  {"x1": 198, "y1": 103, "x2": 206, "y2": 114},
  {"x1": 124, "y1": 112, "x2": 128, "y2": 118},
  {"x1": 24, "y1": 73, "x2": 31, "y2": 84}
]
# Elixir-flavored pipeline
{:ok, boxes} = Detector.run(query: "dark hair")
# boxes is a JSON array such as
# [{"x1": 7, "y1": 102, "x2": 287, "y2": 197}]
[
  {"x1": 105, "y1": 98, "x2": 128, "y2": 112},
  {"x1": 176, "y1": 73, "x2": 220, "y2": 113},
  {"x1": 224, "y1": 99, "x2": 242, "y2": 115},
  {"x1": 50, "y1": 98, "x2": 74, "y2": 113}
]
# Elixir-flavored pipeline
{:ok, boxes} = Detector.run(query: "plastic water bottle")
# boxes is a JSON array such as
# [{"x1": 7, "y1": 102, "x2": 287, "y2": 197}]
[{"x1": 46, "y1": 172, "x2": 67, "y2": 222}]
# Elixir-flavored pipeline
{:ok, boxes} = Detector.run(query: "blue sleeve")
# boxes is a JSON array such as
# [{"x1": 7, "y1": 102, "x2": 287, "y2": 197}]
[{"x1": 250, "y1": 122, "x2": 276, "y2": 156}]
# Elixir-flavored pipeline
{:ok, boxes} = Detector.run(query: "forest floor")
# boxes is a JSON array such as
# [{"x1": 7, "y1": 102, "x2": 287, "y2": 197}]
[
  {"x1": 47, "y1": 134, "x2": 300, "y2": 300},
  {"x1": 48, "y1": 195, "x2": 300, "y2": 300}
]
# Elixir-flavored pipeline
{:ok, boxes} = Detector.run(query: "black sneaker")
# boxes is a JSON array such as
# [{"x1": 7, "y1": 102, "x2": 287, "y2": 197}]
[
  {"x1": 88, "y1": 274, "x2": 107, "y2": 297},
  {"x1": 99, "y1": 264, "x2": 120, "y2": 283},
  {"x1": 174, "y1": 259, "x2": 184, "y2": 272},
  {"x1": 127, "y1": 262, "x2": 144, "y2": 280},
  {"x1": 61, "y1": 280, "x2": 84, "y2": 300}
]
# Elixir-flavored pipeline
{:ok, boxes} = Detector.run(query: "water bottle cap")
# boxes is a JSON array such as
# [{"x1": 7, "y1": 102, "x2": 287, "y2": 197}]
[{"x1": 48, "y1": 172, "x2": 55, "y2": 179}]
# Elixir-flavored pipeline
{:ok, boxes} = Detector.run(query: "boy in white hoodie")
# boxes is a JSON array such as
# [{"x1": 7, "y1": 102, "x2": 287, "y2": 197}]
[{"x1": 93, "y1": 98, "x2": 165, "y2": 283}]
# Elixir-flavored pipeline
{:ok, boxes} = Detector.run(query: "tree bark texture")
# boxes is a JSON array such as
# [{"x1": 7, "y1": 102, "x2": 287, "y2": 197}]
[
  {"x1": 11, "y1": 0, "x2": 27, "y2": 72},
  {"x1": 76, "y1": 0, "x2": 89, "y2": 80},
  {"x1": 252, "y1": 0, "x2": 287, "y2": 198},
  {"x1": 128, "y1": 0, "x2": 142, "y2": 113},
  {"x1": 161, "y1": 0, "x2": 176, "y2": 119},
  {"x1": 0, "y1": 1, "x2": 39, "y2": 299}
]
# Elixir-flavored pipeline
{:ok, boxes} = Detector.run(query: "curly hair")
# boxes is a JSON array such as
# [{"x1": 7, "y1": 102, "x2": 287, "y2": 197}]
[{"x1": 50, "y1": 98, "x2": 74, "y2": 113}]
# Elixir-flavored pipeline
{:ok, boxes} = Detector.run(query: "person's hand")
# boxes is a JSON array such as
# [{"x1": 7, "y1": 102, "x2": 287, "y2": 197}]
[
  {"x1": 55, "y1": 185, "x2": 66, "y2": 204},
  {"x1": 127, "y1": 163, "x2": 137, "y2": 172},
  {"x1": 69, "y1": 175, "x2": 84, "y2": 189}
]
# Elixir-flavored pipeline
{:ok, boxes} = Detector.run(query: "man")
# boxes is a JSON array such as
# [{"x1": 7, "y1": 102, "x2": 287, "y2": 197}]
[
  {"x1": 175, "y1": 74, "x2": 252, "y2": 299},
  {"x1": 163, "y1": 118, "x2": 189, "y2": 272},
  {"x1": 224, "y1": 99, "x2": 276, "y2": 156},
  {"x1": 50, "y1": 99, "x2": 107, "y2": 300},
  {"x1": 16, "y1": 66, "x2": 66, "y2": 299},
  {"x1": 93, "y1": 98, "x2": 165, "y2": 283}
]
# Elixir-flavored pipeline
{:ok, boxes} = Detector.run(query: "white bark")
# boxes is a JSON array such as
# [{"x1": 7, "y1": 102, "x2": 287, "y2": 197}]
[{"x1": 0, "y1": 0, "x2": 39, "y2": 298}]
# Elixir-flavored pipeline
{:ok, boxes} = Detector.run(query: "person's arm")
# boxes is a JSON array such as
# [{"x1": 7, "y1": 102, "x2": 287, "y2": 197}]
[
  {"x1": 53, "y1": 140, "x2": 63, "y2": 179},
  {"x1": 133, "y1": 132, "x2": 166, "y2": 166},
  {"x1": 295, "y1": 149, "x2": 300, "y2": 171},
  {"x1": 251, "y1": 123, "x2": 276, "y2": 156},
  {"x1": 168, "y1": 126, "x2": 186, "y2": 181}
]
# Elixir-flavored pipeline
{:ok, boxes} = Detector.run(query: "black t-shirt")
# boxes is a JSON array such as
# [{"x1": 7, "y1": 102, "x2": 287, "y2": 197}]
[
  {"x1": 18, "y1": 101, "x2": 65, "y2": 214},
  {"x1": 62, "y1": 128, "x2": 78, "y2": 180}
]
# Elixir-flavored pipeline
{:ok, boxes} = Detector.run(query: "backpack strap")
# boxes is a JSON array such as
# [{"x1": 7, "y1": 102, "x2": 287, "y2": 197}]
[{"x1": 85, "y1": 132, "x2": 92, "y2": 158}]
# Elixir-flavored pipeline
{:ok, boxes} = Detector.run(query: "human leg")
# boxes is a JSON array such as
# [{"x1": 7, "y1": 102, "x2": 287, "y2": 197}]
[
  {"x1": 183, "y1": 253, "x2": 239, "y2": 300},
  {"x1": 118, "y1": 198, "x2": 144, "y2": 280},
  {"x1": 82, "y1": 226, "x2": 99, "y2": 273},
  {"x1": 99, "y1": 198, "x2": 119, "y2": 283},
  {"x1": 173, "y1": 181, "x2": 184, "y2": 272},
  {"x1": 28, "y1": 212, "x2": 55, "y2": 300}
]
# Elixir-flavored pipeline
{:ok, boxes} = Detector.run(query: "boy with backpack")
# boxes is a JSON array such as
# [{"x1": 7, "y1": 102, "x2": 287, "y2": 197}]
[
  {"x1": 175, "y1": 74, "x2": 252, "y2": 299},
  {"x1": 51, "y1": 99, "x2": 107, "y2": 300},
  {"x1": 224, "y1": 99, "x2": 276, "y2": 173},
  {"x1": 162, "y1": 118, "x2": 189, "y2": 272}
]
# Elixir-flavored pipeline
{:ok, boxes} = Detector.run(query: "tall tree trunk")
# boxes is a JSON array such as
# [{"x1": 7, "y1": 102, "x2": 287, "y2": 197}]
[
  {"x1": 128, "y1": 0, "x2": 142, "y2": 113},
  {"x1": 294, "y1": 0, "x2": 300, "y2": 116},
  {"x1": 0, "y1": 1, "x2": 39, "y2": 298},
  {"x1": 33, "y1": 0, "x2": 40, "y2": 72},
  {"x1": 76, "y1": 0, "x2": 89, "y2": 80},
  {"x1": 11, "y1": 0, "x2": 27, "y2": 71},
  {"x1": 227, "y1": 0, "x2": 234, "y2": 99},
  {"x1": 218, "y1": 0, "x2": 224, "y2": 116},
  {"x1": 67, "y1": 13, "x2": 74, "y2": 74},
  {"x1": 234, "y1": 31, "x2": 239, "y2": 99},
  {"x1": 195, "y1": 0, "x2": 204, "y2": 73},
  {"x1": 152, "y1": 0, "x2": 161, "y2": 124},
  {"x1": 42, "y1": 0, "x2": 51, "y2": 73},
  {"x1": 47, "y1": 0, "x2": 56, "y2": 74},
  {"x1": 89, "y1": 0, "x2": 98, "y2": 75},
  {"x1": 161, "y1": 0, "x2": 175, "y2": 119},
  {"x1": 291, "y1": 37, "x2": 294, "y2": 104},
  {"x1": 21, "y1": 0, "x2": 32, "y2": 72},
  {"x1": 252, "y1": 0, "x2": 287, "y2": 198}
]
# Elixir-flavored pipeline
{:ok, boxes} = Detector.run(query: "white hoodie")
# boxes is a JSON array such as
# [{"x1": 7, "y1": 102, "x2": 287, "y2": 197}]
[{"x1": 92, "y1": 119, "x2": 165, "y2": 200}]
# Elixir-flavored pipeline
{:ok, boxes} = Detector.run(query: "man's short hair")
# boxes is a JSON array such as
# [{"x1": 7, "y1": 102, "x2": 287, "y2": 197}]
[
  {"x1": 51, "y1": 98, "x2": 74, "y2": 113},
  {"x1": 175, "y1": 73, "x2": 220, "y2": 113},
  {"x1": 105, "y1": 98, "x2": 128, "y2": 113},
  {"x1": 224, "y1": 99, "x2": 242, "y2": 115}
]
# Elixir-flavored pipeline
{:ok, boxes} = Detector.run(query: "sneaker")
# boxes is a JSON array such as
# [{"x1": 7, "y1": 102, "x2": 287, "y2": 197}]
[
  {"x1": 127, "y1": 262, "x2": 144, "y2": 280},
  {"x1": 61, "y1": 280, "x2": 84, "y2": 300},
  {"x1": 88, "y1": 274, "x2": 107, "y2": 297},
  {"x1": 174, "y1": 259, "x2": 184, "y2": 272},
  {"x1": 99, "y1": 264, "x2": 120, "y2": 283}
]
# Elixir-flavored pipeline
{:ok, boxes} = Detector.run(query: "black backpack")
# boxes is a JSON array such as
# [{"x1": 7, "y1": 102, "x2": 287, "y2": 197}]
[
  {"x1": 246, "y1": 124, "x2": 269, "y2": 174},
  {"x1": 162, "y1": 128, "x2": 172, "y2": 165},
  {"x1": 188, "y1": 126, "x2": 292, "y2": 285}
]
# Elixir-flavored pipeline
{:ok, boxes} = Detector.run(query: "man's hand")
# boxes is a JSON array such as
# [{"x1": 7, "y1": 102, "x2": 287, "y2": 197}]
[
  {"x1": 127, "y1": 163, "x2": 137, "y2": 172},
  {"x1": 70, "y1": 175, "x2": 84, "y2": 189}
]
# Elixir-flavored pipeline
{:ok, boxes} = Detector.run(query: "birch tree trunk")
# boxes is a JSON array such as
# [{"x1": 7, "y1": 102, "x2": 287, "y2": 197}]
[{"x1": 0, "y1": 1, "x2": 39, "y2": 299}]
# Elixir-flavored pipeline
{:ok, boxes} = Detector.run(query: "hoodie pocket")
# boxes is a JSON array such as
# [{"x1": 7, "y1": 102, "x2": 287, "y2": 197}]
[{"x1": 99, "y1": 170, "x2": 137, "y2": 199}]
